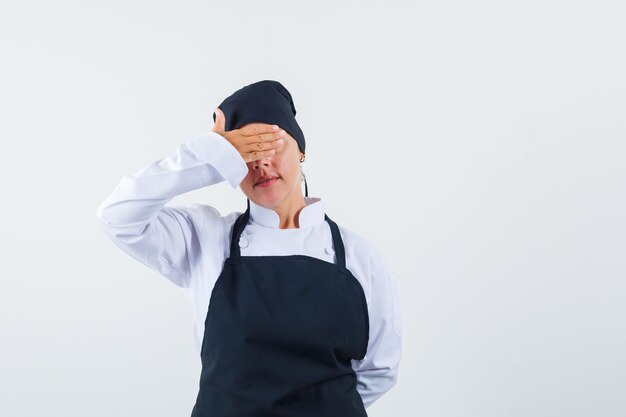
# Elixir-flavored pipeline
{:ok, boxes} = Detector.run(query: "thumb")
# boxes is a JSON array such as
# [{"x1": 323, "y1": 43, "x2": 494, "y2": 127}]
[{"x1": 212, "y1": 107, "x2": 226, "y2": 133}]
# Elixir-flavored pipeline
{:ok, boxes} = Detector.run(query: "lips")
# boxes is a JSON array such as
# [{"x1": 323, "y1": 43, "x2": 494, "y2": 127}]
[{"x1": 255, "y1": 176, "x2": 279, "y2": 186}]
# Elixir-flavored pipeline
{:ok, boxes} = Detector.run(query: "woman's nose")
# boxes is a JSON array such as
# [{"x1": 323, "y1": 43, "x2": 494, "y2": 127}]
[{"x1": 253, "y1": 157, "x2": 271, "y2": 168}]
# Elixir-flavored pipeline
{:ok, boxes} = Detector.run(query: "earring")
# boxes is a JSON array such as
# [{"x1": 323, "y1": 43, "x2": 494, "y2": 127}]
[{"x1": 300, "y1": 154, "x2": 306, "y2": 162}]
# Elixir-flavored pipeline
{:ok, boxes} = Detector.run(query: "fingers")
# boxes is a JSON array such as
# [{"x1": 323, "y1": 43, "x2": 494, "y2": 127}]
[
  {"x1": 244, "y1": 136, "x2": 284, "y2": 152},
  {"x1": 243, "y1": 148, "x2": 278, "y2": 163},
  {"x1": 239, "y1": 123, "x2": 280, "y2": 137},
  {"x1": 209, "y1": 114, "x2": 285, "y2": 162},
  {"x1": 242, "y1": 128, "x2": 286, "y2": 145},
  {"x1": 243, "y1": 136, "x2": 284, "y2": 160}
]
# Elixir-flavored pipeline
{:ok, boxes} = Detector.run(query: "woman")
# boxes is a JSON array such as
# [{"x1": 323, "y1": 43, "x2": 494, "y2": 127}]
[{"x1": 96, "y1": 80, "x2": 402, "y2": 416}]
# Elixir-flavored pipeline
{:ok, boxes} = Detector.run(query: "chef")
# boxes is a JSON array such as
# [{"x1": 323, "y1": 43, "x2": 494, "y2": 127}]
[{"x1": 96, "y1": 80, "x2": 402, "y2": 416}]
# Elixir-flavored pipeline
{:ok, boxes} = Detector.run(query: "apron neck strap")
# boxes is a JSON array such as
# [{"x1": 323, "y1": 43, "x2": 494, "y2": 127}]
[
  {"x1": 229, "y1": 204, "x2": 250, "y2": 264},
  {"x1": 323, "y1": 214, "x2": 346, "y2": 269},
  {"x1": 304, "y1": 175, "x2": 308, "y2": 197}
]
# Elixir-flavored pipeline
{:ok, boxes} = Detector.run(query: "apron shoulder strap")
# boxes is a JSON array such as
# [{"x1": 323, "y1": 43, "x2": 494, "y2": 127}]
[
  {"x1": 324, "y1": 214, "x2": 347, "y2": 269},
  {"x1": 229, "y1": 202, "x2": 250, "y2": 264}
]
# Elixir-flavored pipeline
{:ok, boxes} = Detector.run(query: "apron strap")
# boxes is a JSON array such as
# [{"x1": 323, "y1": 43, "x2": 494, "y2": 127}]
[
  {"x1": 229, "y1": 204, "x2": 251, "y2": 264},
  {"x1": 323, "y1": 214, "x2": 346, "y2": 269},
  {"x1": 304, "y1": 176, "x2": 308, "y2": 197}
]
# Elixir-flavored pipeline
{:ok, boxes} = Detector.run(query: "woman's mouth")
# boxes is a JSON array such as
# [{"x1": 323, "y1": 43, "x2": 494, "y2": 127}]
[{"x1": 255, "y1": 177, "x2": 279, "y2": 188}]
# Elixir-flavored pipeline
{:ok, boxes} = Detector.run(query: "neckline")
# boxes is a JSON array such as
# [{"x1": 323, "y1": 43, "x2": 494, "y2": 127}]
[
  {"x1": 228, "y1": 206, "x2": 346, "y2": 269},
  {"x1": 247, "y1": 197, "x2": 324, "y2": 229}
]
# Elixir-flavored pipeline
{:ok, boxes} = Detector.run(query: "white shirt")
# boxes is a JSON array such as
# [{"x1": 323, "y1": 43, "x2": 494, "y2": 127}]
[{"x1": 96, "y1": 131, "x2": 403, "y2": 409}]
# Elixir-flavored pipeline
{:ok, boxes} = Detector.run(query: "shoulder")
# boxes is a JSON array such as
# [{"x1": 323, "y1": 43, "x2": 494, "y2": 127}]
[
  {"x1": 185, "y1": 203, "x2": 243, "y2": 225},
  {"x1": 335, "y1": 221, "x2": 386, "y2": 271},
  {"x1": 182, "y1": 203, "x2": 245, "y2": 243},
  {"x1": 333, "y1": 221, "x2": 389, "y2": 304}
]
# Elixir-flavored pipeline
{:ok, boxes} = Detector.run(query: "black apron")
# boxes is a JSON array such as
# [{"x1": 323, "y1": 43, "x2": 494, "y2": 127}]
[{"x1": 190, "y1": 201, "x2": 370, "y2": 417}]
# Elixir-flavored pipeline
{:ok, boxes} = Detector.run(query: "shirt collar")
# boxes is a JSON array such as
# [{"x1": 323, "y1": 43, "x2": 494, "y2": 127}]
[{"x1": 249, "y1": 196, "x2": 325, "y2": 229}]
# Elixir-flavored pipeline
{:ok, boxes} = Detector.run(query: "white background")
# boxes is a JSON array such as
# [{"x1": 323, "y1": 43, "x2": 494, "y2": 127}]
[{"x1": 1, "y1": 1, "x2": 625, "y2": 416}]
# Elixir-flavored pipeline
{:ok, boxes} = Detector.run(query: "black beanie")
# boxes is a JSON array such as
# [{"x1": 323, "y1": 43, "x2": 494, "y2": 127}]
[{"x1": 212, "y1": 80, "x2": 306, "y2": 155}]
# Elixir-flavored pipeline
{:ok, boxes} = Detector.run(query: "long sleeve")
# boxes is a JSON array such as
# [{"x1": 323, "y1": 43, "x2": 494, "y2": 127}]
[
  {"x1": 96, "y1": 131, "x2": 248, "y2": 288},
  {"x1": 353, "y1": 257, "x2": 403, "y2": 409}
]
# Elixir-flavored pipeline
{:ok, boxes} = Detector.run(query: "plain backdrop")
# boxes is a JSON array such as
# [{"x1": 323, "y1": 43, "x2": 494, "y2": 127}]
[{"x1": 1, "y1": 1, "x2": 625, "y2": 416}]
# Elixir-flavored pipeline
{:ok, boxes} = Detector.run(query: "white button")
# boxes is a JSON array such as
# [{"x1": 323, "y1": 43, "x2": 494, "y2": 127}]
[
  {"x1": 325, "y1": 247, "x2": 333, "y2": 255},
  {"x1": 239, "y1": 237, "x2": 249, "y2": 248}
]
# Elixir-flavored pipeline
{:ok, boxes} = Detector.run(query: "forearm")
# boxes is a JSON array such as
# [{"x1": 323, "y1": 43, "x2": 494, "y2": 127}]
[{"x1": 96, "y1": 131, "x2": 247, "y2": 226}]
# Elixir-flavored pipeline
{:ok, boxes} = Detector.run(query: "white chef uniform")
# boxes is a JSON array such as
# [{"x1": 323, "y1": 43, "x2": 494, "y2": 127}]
[{"x1": 96, "y1": 131, "x2": 403, "y2": 409}]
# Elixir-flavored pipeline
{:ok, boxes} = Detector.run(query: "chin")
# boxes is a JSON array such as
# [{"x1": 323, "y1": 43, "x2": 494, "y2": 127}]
[
  {"x1": 255, "y1": 189, "x2": 287, "y2": 206},
  {"x1": 255, "y1": 193, "x2": 281, "y2": 207}
]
